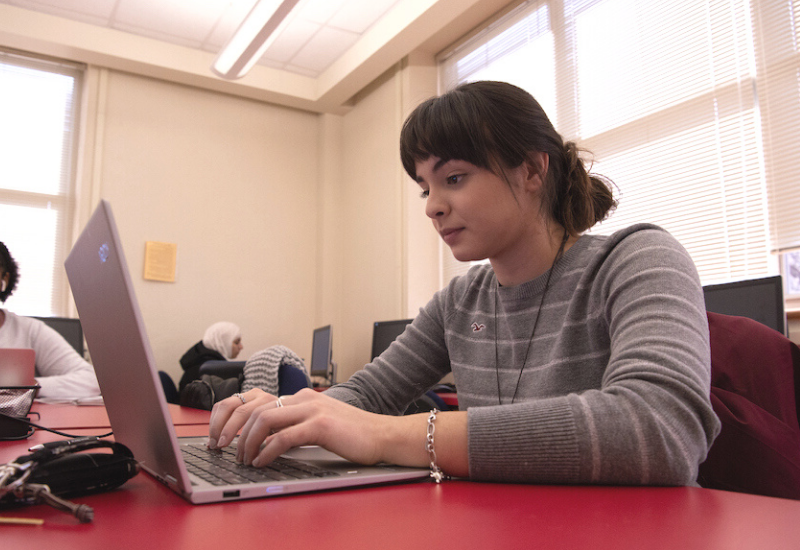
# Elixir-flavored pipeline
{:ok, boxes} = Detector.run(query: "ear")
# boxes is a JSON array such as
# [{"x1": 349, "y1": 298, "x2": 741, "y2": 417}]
[{"x1": 522, "y1": 151, "x2": 549, "y2": 192}]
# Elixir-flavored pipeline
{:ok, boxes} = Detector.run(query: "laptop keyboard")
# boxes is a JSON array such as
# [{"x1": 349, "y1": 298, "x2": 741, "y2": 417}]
[{"x1": 181, "y1": 443, "x2": 339, "y2": 486}]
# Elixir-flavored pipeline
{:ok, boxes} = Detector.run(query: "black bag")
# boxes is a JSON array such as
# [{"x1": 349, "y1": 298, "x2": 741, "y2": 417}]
[
  {"x1": 23, "y1": 439, "x2": 139, "y2": 498},
  {"x1": 179, "y1": 374, "x2": 241, "y2": 410},
  {"x1": 1, "y1": 436, "x2": 139, "y2": 523},
  {"x1": 0, "y1": 386, "x2": 40, "y2": 440}
]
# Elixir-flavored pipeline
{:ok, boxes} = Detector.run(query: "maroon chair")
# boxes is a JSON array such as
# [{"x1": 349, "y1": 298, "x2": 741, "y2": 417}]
[{"x1": 698, "y1": 312, "x2": 800, "y2": 499}]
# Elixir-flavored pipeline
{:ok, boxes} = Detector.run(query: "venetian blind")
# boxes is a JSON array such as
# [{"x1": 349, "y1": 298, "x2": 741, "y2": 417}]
[
  {"x1": 0, "y1": 49, "x2": 83, "y2": 316},
  {"x1": 752, "y1": 0, "x2": 800, "y2": 253},
  {"x1": 437, "y1": 0, "x2": 796, "y2": 286}
]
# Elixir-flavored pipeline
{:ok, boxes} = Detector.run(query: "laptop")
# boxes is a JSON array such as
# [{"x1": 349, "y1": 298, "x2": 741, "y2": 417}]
[
  {"x1": 0, "y1": 348, "x2": 36, "y2": 386},
  {"x1": 64, "y1": 200, "x2": 429, "y2": 504}
]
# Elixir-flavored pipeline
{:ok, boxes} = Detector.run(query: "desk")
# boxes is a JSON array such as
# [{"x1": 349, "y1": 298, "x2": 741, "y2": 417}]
[
  {"x1": 2, "y1": 408, "x2": 800, "y2": 549},
  {"x1": 29, "y1": 402, "x2": 211, "y2": 430}
]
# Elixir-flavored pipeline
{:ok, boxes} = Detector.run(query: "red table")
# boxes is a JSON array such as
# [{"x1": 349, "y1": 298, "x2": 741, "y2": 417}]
[
  {"x1": 2, "y1": 408, "x2": 799, "y2": 549},
  {"x1": 29, "y1": 402, "x2": 211, "y2": 430}
]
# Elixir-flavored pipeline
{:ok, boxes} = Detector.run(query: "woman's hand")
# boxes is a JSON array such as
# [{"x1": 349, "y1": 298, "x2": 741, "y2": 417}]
[
  {"x1": 207, "y1": 387, "x2": 470, "y2": 476},
  {"x1": 209, "y1": 388, "x2": 396, "y2": 467}
]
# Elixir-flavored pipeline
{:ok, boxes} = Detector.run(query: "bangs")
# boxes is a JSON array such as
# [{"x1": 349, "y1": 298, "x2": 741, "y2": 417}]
[{"x1": 400, "y1": 92, "x2": 493, "y2": 180}]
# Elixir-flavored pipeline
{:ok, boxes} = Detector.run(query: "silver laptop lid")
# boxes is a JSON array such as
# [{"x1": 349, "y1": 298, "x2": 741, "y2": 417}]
[
  {"x1": 65, "y1": 200, "x2": 192, "y2": 496},
  {"x1": 67, "y1": 201, "x2": 430, "y2": 504}
]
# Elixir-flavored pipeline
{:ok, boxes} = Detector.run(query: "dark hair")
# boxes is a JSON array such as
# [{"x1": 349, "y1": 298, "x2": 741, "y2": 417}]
[
  {"x1": 0, "y1": 241, "x2": 19, "y2": 303},
  {"x1": 400, "y1": 81, "x2": 617, "y2": 235}
]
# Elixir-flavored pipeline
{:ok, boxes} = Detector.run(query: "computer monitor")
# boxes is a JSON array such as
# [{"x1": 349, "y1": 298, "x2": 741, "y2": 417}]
[
  {"x1": 703, "y1": 275, "x2": 786, "y2": 335},
  {"x1": 371, "y1": 319, "x2": 413, "y2": 360},
  {"x1": 33, "y1": 316, "x2": 84, "y2": 356},
  {"x1": 309, "y1": 325, "x2": 333, "y2": 382}
]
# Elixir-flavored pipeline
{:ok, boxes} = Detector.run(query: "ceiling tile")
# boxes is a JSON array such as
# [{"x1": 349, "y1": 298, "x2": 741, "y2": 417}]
[
  {"x1": 263, "y1": 18, "x2": 320, "y2": 65},
  {"x1": 290, "y1": 25, "x2": 358, "y2": 73},
  {"x1": 328, "y1": 0, "x2": 399, "y2": 34},
  {"x1": 0, "y1": 0, "x2": 436, "y2": 79},
  {"x1": 203, "y1": 0, "x2": 258, "y2": 50},
  {"x1": 113, "y1": 0, "x2": 237, "y2": 44},
  {"x1": 281, "y1": 63, "x2": 318, "y2": 78},
  {"x1": 296, "y1": 0, "x2": 348, "y2": 26},
  {"x1": 2, "y1": 0, "x2": 115, "y2": 25}
]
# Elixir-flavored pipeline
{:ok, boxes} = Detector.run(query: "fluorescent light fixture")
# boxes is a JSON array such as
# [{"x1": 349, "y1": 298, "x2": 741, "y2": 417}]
[{"x1": 212, "y1": 0, "x2": 301, "y2": 80}]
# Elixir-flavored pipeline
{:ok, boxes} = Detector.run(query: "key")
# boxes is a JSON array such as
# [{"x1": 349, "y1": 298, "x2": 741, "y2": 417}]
[
  {"x1": 24, "y1": 483, "x2": 94, "y2": 523},
  {"x1": 0, "y1": 468, "x2": 12, "y2": 489},
  {"x1": 0, "y1": 463, "x2": 24, "y2": 490}
]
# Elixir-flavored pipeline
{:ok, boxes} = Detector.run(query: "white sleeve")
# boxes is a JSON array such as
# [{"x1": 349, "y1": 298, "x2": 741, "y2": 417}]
[{"x1": 27, "y1": 319, "x2": 101, "y2": 399}]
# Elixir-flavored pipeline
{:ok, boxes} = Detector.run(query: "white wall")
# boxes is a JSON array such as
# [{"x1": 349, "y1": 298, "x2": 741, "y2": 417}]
[
  {"x1": 326, "y1": 57, "x2": 443, "y2": 382},
  {"x1": 68, "y1": 56, "x2": 442, "y2": 387},
  {"x1": 78, "y1": 69, "x2": 321, "y2": 383},
  {"x1": 400, "y1": 52, "x2": 442, "y2": 316},
  {"x1": 334, "y1": 67, "x2": 408, "y2": 380}
]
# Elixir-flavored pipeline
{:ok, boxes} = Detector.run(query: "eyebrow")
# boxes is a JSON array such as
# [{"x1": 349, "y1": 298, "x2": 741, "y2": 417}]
[{"x1": 415, "y1": 157, "x2": 452, "y2": 183}]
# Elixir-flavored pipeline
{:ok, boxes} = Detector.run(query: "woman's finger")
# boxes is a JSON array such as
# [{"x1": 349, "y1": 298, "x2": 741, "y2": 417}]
[
  {"x1": 236, "y1": 391, "x2": 321, "y2": 463},
  {"x1": 208, "y1": 388, "x2": 274, "y2": 448},
  {"x1": 253, "y1": 423, "x2": 317, "y2": 467}
]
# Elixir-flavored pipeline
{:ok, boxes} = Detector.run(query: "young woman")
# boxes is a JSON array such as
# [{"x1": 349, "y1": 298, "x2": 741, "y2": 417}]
[{"x1": 208, "y1": 81, "x2": 720, "y2": 486}]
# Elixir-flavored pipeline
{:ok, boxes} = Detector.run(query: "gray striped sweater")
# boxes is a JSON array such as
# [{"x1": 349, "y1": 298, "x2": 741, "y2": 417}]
[{"x1": 326, "y1": 224, "x2": 721, "y2": 485}]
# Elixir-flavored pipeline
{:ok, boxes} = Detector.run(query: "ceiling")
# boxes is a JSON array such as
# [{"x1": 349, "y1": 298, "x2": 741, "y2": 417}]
[
  {"x1": 1, "y1": 0, "x2": 404, "y2": 79},
  {"x1": 0, "y1": 0, "x2": 514, "y2": 114}
]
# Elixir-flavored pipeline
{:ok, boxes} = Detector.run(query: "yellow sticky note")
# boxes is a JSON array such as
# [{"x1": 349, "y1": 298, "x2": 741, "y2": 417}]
[{"x1": 143, "y1": 241, "x2": 177, "y2": 282}]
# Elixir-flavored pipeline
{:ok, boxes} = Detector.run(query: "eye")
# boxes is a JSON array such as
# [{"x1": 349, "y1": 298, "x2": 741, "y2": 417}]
[
  {"x1": 446, "y1": 174, "x2": 464, "y2": 185},
  {"x1": 419, "y1": 189, "x2": 430, "y2": 199}
]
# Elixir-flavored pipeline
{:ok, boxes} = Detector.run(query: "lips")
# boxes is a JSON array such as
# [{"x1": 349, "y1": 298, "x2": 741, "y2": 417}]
[{"x1": 439, "y1": 227, "x2": 463, "y2": 245}]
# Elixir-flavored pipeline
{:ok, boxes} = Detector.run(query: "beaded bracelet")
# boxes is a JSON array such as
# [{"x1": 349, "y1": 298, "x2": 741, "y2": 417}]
[{"x1": 426, "y1": 408, "x2": 449, "y2": 483}]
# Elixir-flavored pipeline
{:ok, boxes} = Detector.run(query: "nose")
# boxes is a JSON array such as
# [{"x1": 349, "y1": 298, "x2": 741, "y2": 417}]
[{"x1": 425, "y1": 188, "x2": 448, "y2": 219}]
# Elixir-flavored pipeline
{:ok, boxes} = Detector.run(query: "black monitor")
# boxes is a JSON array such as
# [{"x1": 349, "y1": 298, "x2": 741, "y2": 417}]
[
  {"x1": 33, "y1": 316, "x2": 84, "y2": 356},
  {"x1": 703, "y1": 275, "x2": 786, "y2": 335},
  {"x1": 309, "y1": 325, "x2": 333, "y2": 382},
  {"x1": 371, "y1": 319, "x2": 413, "y2": 360}
]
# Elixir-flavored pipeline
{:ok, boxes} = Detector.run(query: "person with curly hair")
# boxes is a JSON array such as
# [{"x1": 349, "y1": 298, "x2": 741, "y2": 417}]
[{"x1": 0, "y1": 242, "x2": 100, "y2": 399}]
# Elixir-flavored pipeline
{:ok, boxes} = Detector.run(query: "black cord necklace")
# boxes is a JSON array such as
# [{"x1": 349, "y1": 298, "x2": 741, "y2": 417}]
[{"x1": 495, "y1": 230, "x2": 569, "y2": 405}]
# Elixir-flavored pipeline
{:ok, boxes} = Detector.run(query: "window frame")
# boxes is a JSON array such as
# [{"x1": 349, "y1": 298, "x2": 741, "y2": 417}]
[
  {"x1": 435, "y1": 0, "x2": 794, "y2": 294},
  {"x1": 0, "y1": 48, "x2": 85, "y2": 317}
]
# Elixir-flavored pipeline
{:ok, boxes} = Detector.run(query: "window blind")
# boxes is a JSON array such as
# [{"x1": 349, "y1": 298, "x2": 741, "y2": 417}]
[
  {"x1": 0, "y1": 49, "x2": 83, "y2": 316},
  {"x1": 437, "y1": 0, "x2": 796, "y2": 287},
  {"x1": 752, "y1": 0, "x2": 800, "y2": 253}
]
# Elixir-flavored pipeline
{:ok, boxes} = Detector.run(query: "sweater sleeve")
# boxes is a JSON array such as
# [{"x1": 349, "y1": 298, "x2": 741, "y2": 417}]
[
  {"x1": 466, "y1": 228, "x2": 720, "y2": 485},
  {"x1": 327, "y1": 227, "x2": 720, "y2": 486},
  {"x1": 324, "y1": 302, "x2": 452, "y2": 415}
]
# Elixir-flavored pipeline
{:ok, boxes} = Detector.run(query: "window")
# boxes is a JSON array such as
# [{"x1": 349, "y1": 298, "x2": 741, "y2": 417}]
[
  {"x1": 437, "y1": 0, "x2": 800, "y2": 292},
  {"x1": 0, "y1": 49, "x2": 83, "y2": 316}
]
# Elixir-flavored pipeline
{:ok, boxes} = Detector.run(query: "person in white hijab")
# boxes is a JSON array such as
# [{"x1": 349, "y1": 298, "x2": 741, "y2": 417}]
[
  {"x1": 202, "y1": 322, "x2": 243, "y2": 360},
  {"x1": 178, "y1": 322, "x2": 242, "y2": 391}
]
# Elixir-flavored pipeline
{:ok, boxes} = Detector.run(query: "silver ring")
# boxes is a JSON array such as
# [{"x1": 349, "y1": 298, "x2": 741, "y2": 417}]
[
  {"x1": 235, "y1": 393, "x2": 246, "y2": 405},
  {"x1": 275, "y1": 396, "x2": 284, "y2": 408}
]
